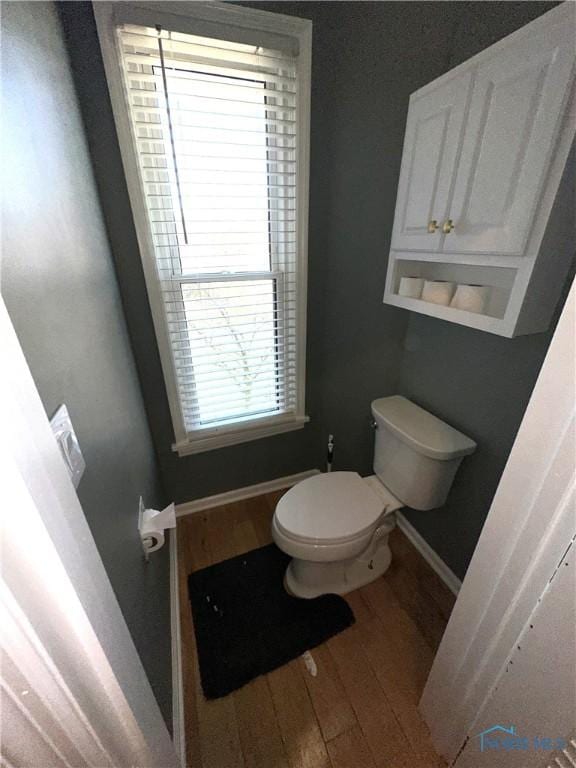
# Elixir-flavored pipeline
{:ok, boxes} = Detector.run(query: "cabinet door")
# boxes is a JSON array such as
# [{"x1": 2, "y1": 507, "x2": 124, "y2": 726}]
[
  {"x1": 443, "y1": 16, "x2": 575, "y2": 256},
  {"x1": 391, "y1": 71, "x2": 472, "y2": 251}
]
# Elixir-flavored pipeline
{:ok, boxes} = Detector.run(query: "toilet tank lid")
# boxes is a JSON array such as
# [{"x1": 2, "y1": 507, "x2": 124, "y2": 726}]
[{"x1": 371, "y1": 396, "x2": 476, "y2": 460}]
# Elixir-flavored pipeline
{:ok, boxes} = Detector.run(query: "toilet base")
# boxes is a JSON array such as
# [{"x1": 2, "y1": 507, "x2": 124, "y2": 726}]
[{"x1": 284, "y1": 539, "x2": 392, "y2": 599}]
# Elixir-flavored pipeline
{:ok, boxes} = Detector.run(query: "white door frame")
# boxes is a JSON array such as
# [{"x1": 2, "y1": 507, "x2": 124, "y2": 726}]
[
  {"x1": 421, "y1": 278, "x2": 576, "y2": 764},
  {"x1": 0, "y1": 296, "x2": 179, "y2": 767}
]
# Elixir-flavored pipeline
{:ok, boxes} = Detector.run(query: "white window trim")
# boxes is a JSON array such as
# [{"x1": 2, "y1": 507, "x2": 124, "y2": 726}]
[{"x1": 94, "y1": 1, "x2": 312, "y2": 455}]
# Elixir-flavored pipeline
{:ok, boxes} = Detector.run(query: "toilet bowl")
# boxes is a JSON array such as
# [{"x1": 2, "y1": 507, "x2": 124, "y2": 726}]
[
  {"x1": 272, "y1": 396, "x2": 477, "y2": 599},
  {"x1": 272, "y1": 471, "x2": 402, "y2": 598}
]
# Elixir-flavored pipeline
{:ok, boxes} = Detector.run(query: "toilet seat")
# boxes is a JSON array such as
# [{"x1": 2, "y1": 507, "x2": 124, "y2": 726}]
[{"x1": 275, "y1": 471, "x2": 386, "y2": 545}]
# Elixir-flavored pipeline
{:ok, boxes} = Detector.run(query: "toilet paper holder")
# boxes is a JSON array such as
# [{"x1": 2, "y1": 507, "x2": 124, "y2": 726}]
[{"x1": 138, "y1": 497, "x2": 176, "y2": 561}]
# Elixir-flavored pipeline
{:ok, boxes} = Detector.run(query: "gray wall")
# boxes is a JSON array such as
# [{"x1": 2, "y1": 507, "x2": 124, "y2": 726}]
[
  {"x1": 60, "y1": 1, "x2": 568, "y2": 581},
  {"x1": 58, "y1": 1, "x2": 469, "y2": 503},
  {"x1": 59, "y1": 1, "x2": 325, "y2": 503},
  {"x1": 394, "y1": 1, "x2": 573, "y2": 580},
  {"x1": 398, "y1": 284, "x2": 572, "y2": 580},
  {"x1": 246, "y1": 3, "x2": 571, "y2": 582},
  {"x1": 1, "y1": 1, "x2": 172, "y2": 726}
]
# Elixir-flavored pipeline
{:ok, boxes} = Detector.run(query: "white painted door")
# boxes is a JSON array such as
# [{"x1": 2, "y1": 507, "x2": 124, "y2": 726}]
[
  {"x1": 453, "y1": 545, "x2": 576, "y2": 767},
  {"x1": 390, "y1": 71, "x2": 472, "y2": 251},
  {"x1": 0, "y1": 297, "x2": 180, "y2": 767},
  {"x1": 443, "y1": 12, "x2": 575, "y2": 256},
  {"x1": 420, "y1": 279, "x2": 575, "y2": 764}
]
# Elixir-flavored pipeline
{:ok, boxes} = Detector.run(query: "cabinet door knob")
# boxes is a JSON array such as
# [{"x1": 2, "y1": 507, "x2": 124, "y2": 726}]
[
  {"x1": 442, "y1": 218, "x2": 455, "y2": 234},
  {"x1": 427, "y1": 219, "x2": 439, "y2": 233}
]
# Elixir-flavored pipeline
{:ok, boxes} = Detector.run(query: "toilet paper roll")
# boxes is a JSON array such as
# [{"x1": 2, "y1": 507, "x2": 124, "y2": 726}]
[
  {"x1": 421, "y1": 280, "x2": 456, "y2": 306},
  {"x1": 398, "y1": 276, "x2": 424, "y2": 299},
  {"x1": 139, "y1": 502, "x2": 176, "y2": 555},
  {"x1": 450, "y1": 284, "x2": 490, "y2": 314},
  {"x1": 141, "y1": 529, "x2": 165, "y2": 553}
]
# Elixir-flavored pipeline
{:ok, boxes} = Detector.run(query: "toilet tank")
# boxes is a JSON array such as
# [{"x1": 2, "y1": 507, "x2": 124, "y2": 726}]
[{"x1": 371, "y1": 396, "x2": 476, "y2": 511}]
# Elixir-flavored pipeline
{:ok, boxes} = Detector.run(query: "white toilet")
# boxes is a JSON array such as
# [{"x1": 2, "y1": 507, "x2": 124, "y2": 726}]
[{"x1": 272, "y1": 396, "x2": 476, "y2": 598}]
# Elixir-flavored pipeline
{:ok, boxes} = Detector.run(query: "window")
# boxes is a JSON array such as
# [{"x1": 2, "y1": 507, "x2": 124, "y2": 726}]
[{"x1": 95, "y1": 4, "x2": 311, "y2": 454}]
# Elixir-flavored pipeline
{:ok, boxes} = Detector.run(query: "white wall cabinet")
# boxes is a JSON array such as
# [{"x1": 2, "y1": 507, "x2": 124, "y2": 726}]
[
  {"x1": 446, "y1": 17, "x2": 574, "y2": 257},
  {"x1": 391, "y1": 71, "x2": 472, "y2": 252},
  {"x1": 384, "y1": 3, "x2": 575, "y2": 337}
]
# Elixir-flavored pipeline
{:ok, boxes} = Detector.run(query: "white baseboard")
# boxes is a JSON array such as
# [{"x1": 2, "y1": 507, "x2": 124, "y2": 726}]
[
  {"x1": 175, "y1": 469, "x2": 321, "y2": 518},
  {"x1": 396, "y1": 511, "x2": 462, "y2": 596},
  {"x1": 169, "y1": 529, "x2": 186, "y2": 767}
]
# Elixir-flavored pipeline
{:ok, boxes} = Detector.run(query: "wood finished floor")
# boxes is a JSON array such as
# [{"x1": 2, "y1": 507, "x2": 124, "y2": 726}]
[{"x1": 177, "y1": 489, "x2": 454, "y2": 768}]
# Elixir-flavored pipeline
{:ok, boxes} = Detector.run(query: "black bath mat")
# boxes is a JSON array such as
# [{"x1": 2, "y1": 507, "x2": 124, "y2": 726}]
[{"x1": 188, "y1": 543, "x2": 355, "y2": 699}]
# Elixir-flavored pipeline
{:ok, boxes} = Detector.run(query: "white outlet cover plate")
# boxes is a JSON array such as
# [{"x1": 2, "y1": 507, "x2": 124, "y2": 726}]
[{"x1": 50, "y1": 404, "x2": 86, "y2": 489}]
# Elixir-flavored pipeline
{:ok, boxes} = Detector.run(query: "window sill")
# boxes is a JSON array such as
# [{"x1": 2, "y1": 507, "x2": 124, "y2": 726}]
[{"x1": 172, "y1": 416, "x2": 309, "y2": 456}]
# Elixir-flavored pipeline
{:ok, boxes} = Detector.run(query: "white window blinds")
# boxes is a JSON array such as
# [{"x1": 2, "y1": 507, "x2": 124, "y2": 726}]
[{"x1": 112, "y1": 15, "x2": 310, "y2": 453}]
